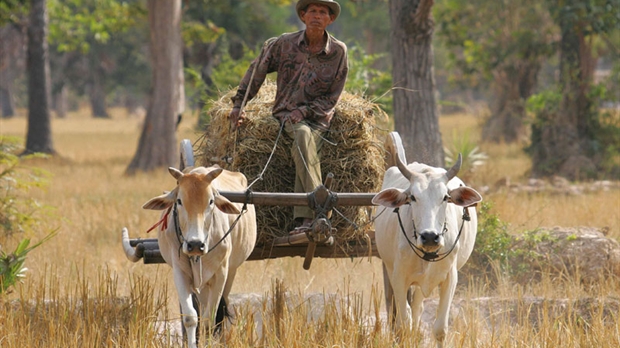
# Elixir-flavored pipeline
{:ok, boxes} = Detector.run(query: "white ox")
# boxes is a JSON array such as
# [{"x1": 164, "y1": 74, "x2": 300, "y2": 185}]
[
  {"x1": 122, "y1": 166, "x2": 256, "y2": 348},
  {"x1": 372, "y1": 153, "x2": 482, "y2": 347}
]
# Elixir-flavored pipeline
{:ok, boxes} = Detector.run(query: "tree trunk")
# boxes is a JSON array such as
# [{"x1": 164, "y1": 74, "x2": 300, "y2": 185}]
[
  {"x1": 0, "y1": 24, "x2": 26, "y2": 119},
  {"x1": 89, "y1": 64, "x2": 109, "y2": 118},
  {"x1": 482, "y1": 59, "x2": 540, "y2": 143},
  {"x1": 126, "y1": 0, "x2": 184, "y2": 174},
  {"x1": 24, "y1": 0, "x2": 55, "y2": 155},
  {"x1": 0, "y1": 88, "x2": 15, "y2": 118},
  {"x1": 530, "y1": 19, "x2": 597, "y2": 179},
  {"x1": 389, "y1": 0, "x2": 443, "y2": 167},
  {"x1": 53, "y1": 83, "x2": 67, "y2": 119}
]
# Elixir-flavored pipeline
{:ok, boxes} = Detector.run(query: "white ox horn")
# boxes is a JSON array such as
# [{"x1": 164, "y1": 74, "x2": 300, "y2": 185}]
[
  {"x1": 396, "y1": 151, "x2": 413, "y2": 181},
  {"x1": 121, "y1": 227, "x2": 141, "y2": 262},
  {"x1": 445, "y1": 153, "x2": 462, "y2": 181}
]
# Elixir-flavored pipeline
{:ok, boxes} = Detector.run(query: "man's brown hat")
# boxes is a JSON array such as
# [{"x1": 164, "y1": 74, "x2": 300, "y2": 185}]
[{"x1": 296, "y1": 0, "x2": 340, "y2": 21}]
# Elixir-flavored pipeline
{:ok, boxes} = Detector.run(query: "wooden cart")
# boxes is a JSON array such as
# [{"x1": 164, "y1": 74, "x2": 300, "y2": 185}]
[{"x1": 125, "y1": 132, "x2": 407, "y2": 270}]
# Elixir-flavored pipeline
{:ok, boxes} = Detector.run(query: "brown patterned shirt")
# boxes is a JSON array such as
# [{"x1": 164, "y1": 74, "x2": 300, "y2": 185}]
[{"x1": 231, "y1": 30, "x2": 348, "y2": 131}]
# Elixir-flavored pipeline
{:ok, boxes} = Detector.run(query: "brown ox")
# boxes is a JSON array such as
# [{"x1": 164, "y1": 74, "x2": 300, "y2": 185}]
[{"x1": 122, "y1": 166, "x2": 256, "y2": 348}]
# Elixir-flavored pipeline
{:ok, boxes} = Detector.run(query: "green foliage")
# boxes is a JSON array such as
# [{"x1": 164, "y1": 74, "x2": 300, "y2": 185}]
[
  {"x1": 526, "y1": 89, "x2": 564, "y2": 176},
  {"x1": 444, "y1": 130, "x2": 488, "y2": 176},
  {"x1": 211, "y1": 45, "x2": 262, "y2": 93},
  {"x1": 345, "y1": 45, "x2": 393, "y2": 114},
  {"x1": 463, "y1": 202, "x2": 559, "y2": 283},
  {"x1": 470, "y1": 201, "x2": 513, "y2": 267},
  {"x1": 192, "y1": 43, "x2": 263, "y2": 127},
  {"x1": 0, "y1": 136, "x2": 55, "y2": 295},
  {"x1": 182, "y1": 20, "x2": 225, "y2": 49},
  {"x1": 527, "y1": 83, "x2": 620, "y2": 178},
  {"x1": 525, "y1": 90, "x2": 563, "y2": 116},
  {"x1": 1, "y1": 231, "x2": 57, "y2": 294},
  {"x1": 0, "y1": 136, "x2": 50, "y2": 238},
  {"x1": 0, "y1": 0, "x2": 28, "y2": 26},
  {"x1": 587, "y1": 84, "x2": 620, "y2": 177},
  {"x1": 182, "y1": 0, "x2": 296, "y2": 51},
  {"x1": 435, "y1": 0, "x2": 556, "y2": 89},
  {"x1": 546, "y1": 0, "x2": 619, "y2": 36},
  {"x1": 48, "y1": 0, "x2": 145, "y2": 53}
]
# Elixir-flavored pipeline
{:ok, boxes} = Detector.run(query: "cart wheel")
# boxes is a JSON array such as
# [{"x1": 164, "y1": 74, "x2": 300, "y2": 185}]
[{"x1": 180, "y1": 139, "x2": 195, "y2": 170}]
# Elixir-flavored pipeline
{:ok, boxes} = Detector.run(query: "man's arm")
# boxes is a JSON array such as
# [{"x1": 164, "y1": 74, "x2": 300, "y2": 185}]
[
  {"x1": 229, "y1": 38, "x2": 279, "y2": 127},
  {"x1": 231, "y1": 37, "x2": 279, "y2": 109}
]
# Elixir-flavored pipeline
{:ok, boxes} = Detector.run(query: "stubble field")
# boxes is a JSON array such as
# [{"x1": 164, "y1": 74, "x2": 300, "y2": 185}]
[{"x1": 0, "y1": 107, "x2": 618, "y2": 347}]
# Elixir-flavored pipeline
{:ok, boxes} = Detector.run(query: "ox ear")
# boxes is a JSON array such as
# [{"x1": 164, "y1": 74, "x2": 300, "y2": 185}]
[
  {"x1": 214, "y1": 194, "x2": 241, "y2": 215},
  {"x1": 448, "y1": 186, "x2": 482, "y2": 207},
  {"x1": 372, "y1": 188, "x2": 411, "y2": 208},
  {"x1": 142, "y1": 187, "x2": 177, "y2": 210},
  {"x1": 168, "y1": 167, "x2": 184, "y2": 180},
  {"x1": 205, "y1": 167, "x2": 224, "y2": 182}
]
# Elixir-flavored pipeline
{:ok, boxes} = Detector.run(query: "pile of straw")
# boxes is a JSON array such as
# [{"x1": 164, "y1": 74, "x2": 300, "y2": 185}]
[{"x1": 198, "y1": 81, "x2": 388, "y2": 246}]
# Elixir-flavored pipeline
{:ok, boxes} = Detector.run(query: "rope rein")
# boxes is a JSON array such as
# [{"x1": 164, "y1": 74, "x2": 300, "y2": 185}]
[
  {"x1": 394, "y1": 206, "x2": 470, "y2": 262},
  {"x1": 247, "y1": 120, "x2": 287, "y2": 189},
  {"x1": 227, "y1": 40, "x2": 271, "y2": 163}
]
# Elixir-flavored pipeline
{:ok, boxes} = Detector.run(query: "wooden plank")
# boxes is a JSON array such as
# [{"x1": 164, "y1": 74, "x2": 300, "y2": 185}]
[
  {"x1": 248, "y1": 242, "x2": 379, "y2": 260},
  {"x1": 218, "y1": 191, "x2": 376, "y2": 207},
  {"x1": 128, "y1": 238, "x2": 379, "y2": 263}
]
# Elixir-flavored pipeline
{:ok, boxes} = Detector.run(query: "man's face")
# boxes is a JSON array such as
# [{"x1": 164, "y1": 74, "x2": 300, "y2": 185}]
[{"x1": 301, "y1": 4, "x2": 335, "y2": 31}]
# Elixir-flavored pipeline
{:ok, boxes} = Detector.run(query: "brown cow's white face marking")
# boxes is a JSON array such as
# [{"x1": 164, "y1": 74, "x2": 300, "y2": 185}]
[
  {"x1": 142, "y1": 167, "x2": 240, "y2": 257},
  {"x1": 176, "y1": 171, "x2": 214, "y2": 256}
]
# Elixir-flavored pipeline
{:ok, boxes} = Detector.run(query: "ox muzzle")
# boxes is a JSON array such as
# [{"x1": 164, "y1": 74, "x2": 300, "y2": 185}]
[
  {"x1": 419, "y1": 230, "x2": 443, "y2": 250},
  {"x1": 185, "y1": 239, "x2": 207, "y2": 256}
]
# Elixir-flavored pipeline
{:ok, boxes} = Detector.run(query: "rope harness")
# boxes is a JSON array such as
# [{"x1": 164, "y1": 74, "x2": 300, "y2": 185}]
[{"x1": 394, "y1": 206, "x2": 471, "y2": 262}]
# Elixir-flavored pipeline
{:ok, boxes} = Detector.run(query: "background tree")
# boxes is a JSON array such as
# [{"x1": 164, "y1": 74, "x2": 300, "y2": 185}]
[
  {"x1": 125, "y1": 0, "x2": 184, "y2": 174},
  {"x1": 0, "y1": 1, "x2": 28, "y2": 119},
  {"x1": 24, "y1": 0, "x2": 55, "y2": 155},
  {"x1": 0, "y1": 24, "x2": 26, "y2": 118},
  {"x1": 389, "y1": 0, "x2": 443, "y2": 166},
  {"x1": 47, "y1": 0, "x2": 146, "y2": 118},
  {"x1": 528, "y1": 0, "x2": 619, "y2": 179},
  {"x1": 436, "y1": 0, "x2": 556, "y2": 143},
  {"x1": 181, "y1": 0, "x2": 295, "y2": 108}
]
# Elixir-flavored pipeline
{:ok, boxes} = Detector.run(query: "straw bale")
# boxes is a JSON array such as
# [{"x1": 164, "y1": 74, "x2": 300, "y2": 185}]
[{"x1": 197, "y1": 81, "x2": 388, "y2": 247}]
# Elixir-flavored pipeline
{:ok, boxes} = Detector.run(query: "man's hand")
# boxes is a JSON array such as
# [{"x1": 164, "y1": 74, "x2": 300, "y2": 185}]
[
  {"x1": 229, "y1": 107, "x2": 246, "y2": 129},
  {"x1": 286, "y1": 109, "x2": 304, "y2": 124}
]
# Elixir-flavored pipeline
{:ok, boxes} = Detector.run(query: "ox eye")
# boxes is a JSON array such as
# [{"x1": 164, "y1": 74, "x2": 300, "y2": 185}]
[
  {"x1": 443, "y1": 195, "x2": 450, "y2": 202},
  {"x1": 176, "y1": 199, "x2": 182, "y2": 206},
  {"x1": 409, "y1": 195, "x2": 416, "y2": 202},
  {"x1": 209, "y1": 199, "x2": 214, "y2": 205}
]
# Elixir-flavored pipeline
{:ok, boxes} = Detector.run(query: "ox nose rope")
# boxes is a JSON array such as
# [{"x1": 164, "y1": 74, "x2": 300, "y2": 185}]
[
  {"x1": 394, "y1": 206, "x2": 470, "y2": 262},
  {"x1": 172, "y1": 200, "x2": 249, "y2": 260}
]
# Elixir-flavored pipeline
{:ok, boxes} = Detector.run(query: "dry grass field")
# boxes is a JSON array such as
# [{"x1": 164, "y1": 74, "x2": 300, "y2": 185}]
[{"x1": 0, "y1": 107, "x2": 618, "y2": 347}]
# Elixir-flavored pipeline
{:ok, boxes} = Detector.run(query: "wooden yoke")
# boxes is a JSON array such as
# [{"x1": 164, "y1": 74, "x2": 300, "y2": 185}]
[
  {"x1": 302, "y1": 173, "x2": 336, "y2": 270},
  {"x1": 270, "y1": 173, "x2": 338, "y2": 270}
]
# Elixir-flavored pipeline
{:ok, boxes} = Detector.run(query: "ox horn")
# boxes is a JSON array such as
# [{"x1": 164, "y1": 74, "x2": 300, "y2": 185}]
[
  {"x1": 396, "y1": 152, "x2": 413, "y2": 181},
  {"x1": 446, "y1": 154, "x2": 462, "y2": 181}
]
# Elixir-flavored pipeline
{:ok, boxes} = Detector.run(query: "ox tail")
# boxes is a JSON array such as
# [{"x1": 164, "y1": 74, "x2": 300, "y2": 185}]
[
  {"x1": 121, "y1": 227, "x2": 142, "y2": 262},
  {"x1": 214, "y1": 296, "x2": 230, "y2": 334}
]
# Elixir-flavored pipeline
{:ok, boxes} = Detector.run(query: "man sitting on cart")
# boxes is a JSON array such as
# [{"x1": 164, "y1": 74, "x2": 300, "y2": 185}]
[{"x1": 229, "y1": 0, "x2": 349, "y2": 235}]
